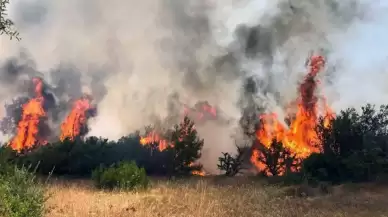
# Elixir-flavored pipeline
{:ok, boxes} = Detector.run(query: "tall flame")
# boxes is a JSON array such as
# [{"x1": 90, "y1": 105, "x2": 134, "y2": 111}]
[
  {"x1": 9, "y1": 77, "x2": 47, "y2": 152},
  {"x1": 60, "y1": 95, "x2": 93, "y2": 141},
  {"x1": 251, "y1": 54, "x2": 335, "y2": 174}
]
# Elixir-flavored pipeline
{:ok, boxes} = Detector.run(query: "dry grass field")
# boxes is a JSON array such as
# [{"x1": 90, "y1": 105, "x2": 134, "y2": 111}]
[{"x1": 44, "y1": 177, "x2": 388, "y2": 217}]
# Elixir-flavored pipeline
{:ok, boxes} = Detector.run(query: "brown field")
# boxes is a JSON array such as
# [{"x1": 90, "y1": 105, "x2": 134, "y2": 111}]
[{"x1": 45, "y1": 177, "x2": 388, "y2": 217}]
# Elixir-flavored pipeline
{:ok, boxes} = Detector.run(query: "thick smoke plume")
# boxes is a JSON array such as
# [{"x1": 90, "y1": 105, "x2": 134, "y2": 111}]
[{"x1": 1, "y1": 0, "x2": 388, "y2": 173}]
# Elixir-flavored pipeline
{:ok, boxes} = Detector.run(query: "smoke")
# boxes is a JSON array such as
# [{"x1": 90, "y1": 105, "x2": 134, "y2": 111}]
[{"x1": 1, "y1": 0, "x2": 388, "y2": 172}]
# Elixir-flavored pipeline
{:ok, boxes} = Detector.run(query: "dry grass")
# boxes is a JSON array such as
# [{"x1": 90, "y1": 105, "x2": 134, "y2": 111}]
[{"x1": 45, "y1": 177, "x2": 388, "y2": 217}]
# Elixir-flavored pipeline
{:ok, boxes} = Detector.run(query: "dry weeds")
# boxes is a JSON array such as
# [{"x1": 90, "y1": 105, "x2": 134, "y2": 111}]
[{"x1": 45, "y1": 177, "x2": 388, "y2": 217}]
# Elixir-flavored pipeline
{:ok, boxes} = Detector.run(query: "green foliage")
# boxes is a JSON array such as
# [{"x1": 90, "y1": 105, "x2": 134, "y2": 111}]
[
  {"x1": 0, "y1": 147, "x2": 46, "y2": 217},
  {"x1": 16, "y1": 137, "x2": 112, "y2": 176},
  {"x1": 166, "y1": 116, "x2": 204, "y2": 175},
  {"x1": 0, "y1": 0, "x2": 20, "y2": 39},
  {"x1": 14, "y1": 116, "x2": 205, "y2": 178},
  {"x1": 303, "y1": 104, "x2": 388, "y2": 183},
  {"x1": 217, "y1": 145, "x2": 245, "y2": 176},
  {"x1": 92, "y1": 161, "x2": 149, "y2": 191}
]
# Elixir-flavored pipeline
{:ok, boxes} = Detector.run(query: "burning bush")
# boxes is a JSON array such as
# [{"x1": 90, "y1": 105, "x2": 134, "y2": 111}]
[
  {"x1": 251, "y1": 139, "x2": 299, "y2": 177},
  {"x1": 92, "y1": 161, "x2": 149, "y2": 191}
]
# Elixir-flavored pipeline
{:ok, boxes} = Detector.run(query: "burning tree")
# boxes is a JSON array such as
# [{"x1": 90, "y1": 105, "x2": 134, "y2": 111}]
[
  {"x1": 8, "y1": 78, "x2": 48, "y2": 152},
  {"x1": 140, "y1": 126, "x2": 173, "y2": 152},
  {"x1": 60, "y1": 95, "x2": 96, "y2": 141},
  {"x1": 251, "y1": 54, "x2": 335, "y2": 175},
  {"x1": 251, "y1": 139, "x2": 299, "y2": 176}
]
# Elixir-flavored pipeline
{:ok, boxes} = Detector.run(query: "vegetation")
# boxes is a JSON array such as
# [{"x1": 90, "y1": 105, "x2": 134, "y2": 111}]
[
  {"x1": 0, "y1": 147, "x2": 45, "y2": 217},
  {"x1": 14, "y1": 116, "x2": 203, "y2": 178},
  {"x1": 251, "y1": 103, "x2": 388, "y2": 185},
  {"x1": 166, "y1": 116, "x2": 204, "y2": 176},
  {"x1": 0, "y1": 0, "x2": 19, "y2": 39},
  {"x1": 217, "y1": 145, "x2": 246, "y2": 176},
  {"x1": 255, "y1": 139, "x2": 299, "y2": 177},
  {"x1": 92, "y1": 161, "x2": 149, "y2": 191},
  {"x1": 45, "y1": 177, "x2": 388, "y2": 217},
  {"x1": 302, "y1": 104, "x2": 388, "y2": 183}
]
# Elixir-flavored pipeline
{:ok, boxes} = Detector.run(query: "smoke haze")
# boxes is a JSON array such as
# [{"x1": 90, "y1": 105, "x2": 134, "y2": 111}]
[{"x1": 1, "y1": 0, "x2": 388, "y2": 173}]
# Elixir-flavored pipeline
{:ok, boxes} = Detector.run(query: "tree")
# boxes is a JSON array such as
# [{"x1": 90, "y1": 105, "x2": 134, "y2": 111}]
[
  {"x1": 255, "y1": 139, "x2": 299, "y2": 177},
  {"x1": 0, "y1": 0, "x2": 19, "y2": 39},
  {"x1": 303, "y1": 104, "x2": 388, "y2": 183},
  {"x1": 167, "y1": 116, "x2": 204, "y2": 176}
]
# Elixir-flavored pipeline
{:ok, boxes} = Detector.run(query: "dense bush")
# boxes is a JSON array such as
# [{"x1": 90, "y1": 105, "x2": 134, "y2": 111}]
[
  {"x1": 92, "y1": 161, "x2": 149, "y2": 191},
  {"x1": 0, "y1": 147, "x2": 46, "y2": 217},
  {"x1": 303, "y1": 104, "x2": 388, "y2": 183}
]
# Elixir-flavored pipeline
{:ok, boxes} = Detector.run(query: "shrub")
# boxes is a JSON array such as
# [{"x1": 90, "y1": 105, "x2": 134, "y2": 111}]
[
  {"x1": 302, "y1": 153, "x2": 343, "y2": 183},
  {"x1": 0, "y1": 157, "x2": 46, "y2": 217},
  {"x1": 217, "y1": 145, "x2": 246, "y2": 176},
  {"x1": 92, "y1": 161, "x2": 149, "y2": 191}
]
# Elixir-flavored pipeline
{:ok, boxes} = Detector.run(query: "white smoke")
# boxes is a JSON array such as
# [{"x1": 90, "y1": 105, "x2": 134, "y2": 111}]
[{"x1": 1, "y1": 0, "x2": 388, "y2": 172}]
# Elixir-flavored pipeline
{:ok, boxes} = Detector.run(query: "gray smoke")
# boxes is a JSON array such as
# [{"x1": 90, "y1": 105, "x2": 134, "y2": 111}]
[{"x1": 1, "y1": 0, "x2": 388, "y2": 173}]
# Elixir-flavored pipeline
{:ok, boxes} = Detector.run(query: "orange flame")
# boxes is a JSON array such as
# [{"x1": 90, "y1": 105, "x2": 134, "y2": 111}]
[
  {"x1": 9, "y1": 77, "x2": 47, "y2": 152},
  {"x1": 251, "y1": 54, "x2": 335, "y2": 175},
  {"x1": 140, "y1": 131, "x2": 173, "y2": 151},
  {"x1": 60, "y1": 95, "x2": 93, "y2": 141},
  {"x1": 189, "y1": 162, "x2": 206, "y2": 176},
  {"x1": 184, "y1": 102, "x2": 217, "y2": 121}
]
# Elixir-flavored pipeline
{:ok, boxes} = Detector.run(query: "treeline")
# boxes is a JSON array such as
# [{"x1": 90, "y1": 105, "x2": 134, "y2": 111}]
[
  {"x1": 2, "y1": 103, "x2": 388, "y2": 185},
  {"x1": 1, "y1": 116, "x2": 204, "y2": 177}
]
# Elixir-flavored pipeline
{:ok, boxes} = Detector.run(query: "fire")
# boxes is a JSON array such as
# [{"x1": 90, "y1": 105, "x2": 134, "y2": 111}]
[
  {"x1": 189, "y1": 162, "x2": 206, "y2": 176},
  {"x1": 251, "y1": 54, "x2": 335, "y2": 175},
  {"x1": 140, "y1": 131, "x2": 173, "y2": 151},
  {"x1": 60, "y1": 95, "x2": 94, "y2": 141},
  {"x1": 184, "y1": 101, "x2": 217, "y2": 122},
  {"x1": 9, "y1": 77, "x2": 47, "y2": 152}
]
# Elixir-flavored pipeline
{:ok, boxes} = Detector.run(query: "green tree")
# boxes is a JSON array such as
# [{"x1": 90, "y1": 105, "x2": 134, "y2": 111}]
[
  {"x1": 304, "y1": 104, "x2": 388, "y2": 183},
  {"x1": 167, "y1": 116, "x2": 204, "y2": 176},
  {"x1": 0, "y1": 0, "x2": 19, "y2": 39}
]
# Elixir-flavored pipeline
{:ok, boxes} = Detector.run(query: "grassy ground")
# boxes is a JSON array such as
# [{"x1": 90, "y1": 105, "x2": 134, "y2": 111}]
[{"x1": 44, "y1": 177, "x2": 388, "y2": 217}]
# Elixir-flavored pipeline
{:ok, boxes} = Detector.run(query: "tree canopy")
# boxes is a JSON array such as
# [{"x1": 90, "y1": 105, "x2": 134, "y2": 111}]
[{"x1": 0, "y1": 0, "x2": 19, "y2": 39}]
